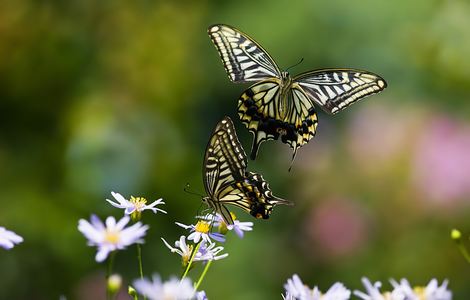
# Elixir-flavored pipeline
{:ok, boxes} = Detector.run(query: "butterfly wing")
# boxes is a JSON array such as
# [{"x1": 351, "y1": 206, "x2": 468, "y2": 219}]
[
  {"x1": 203, "y1": 116, "x2": 247, "y2": 201},
  {"x1": 203, "y1": 117, "x2": 291, "y2": 224},
  {"x1": 295, "y1": 69, "x2": 387, "y2": 114},
  {"x1": 215, "y1": 172, "x2": 292, "y2": 221},
  {"x1": 208, "y1": 24, "x2": 281, "y2": 83},
  {"x1": 203, "y1": 117, "x2": 247, "y2": 224},
  {"x1": 238, "y1": 79, "x2": 318, "y2": 160}
]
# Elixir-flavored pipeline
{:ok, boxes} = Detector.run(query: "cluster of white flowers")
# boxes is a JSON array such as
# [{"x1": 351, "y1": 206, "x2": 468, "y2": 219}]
[
  {"x1": 163, "y1": 212, "x2": 253, "y2": 263},
  {"x1": 354, "y1": 277, "x2": 452, "y2": 300},
  {"x1": 74, "y1": 191, "x2": 455, "y2": 300},
  {"x1": 76, "y1": 192, "x2": 257, "y2": 299},
  {"x1": 283, "y1": 275, "x2": 452, "y2": 300}
]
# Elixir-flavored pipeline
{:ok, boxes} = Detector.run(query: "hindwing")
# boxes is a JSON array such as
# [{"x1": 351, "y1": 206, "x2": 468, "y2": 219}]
[
  {"x1": 238, "y1": 80, "x2": 318, "y2": 160},
  {"x1": 216, "y1": 172, "x2": 292, "y2": 220}
]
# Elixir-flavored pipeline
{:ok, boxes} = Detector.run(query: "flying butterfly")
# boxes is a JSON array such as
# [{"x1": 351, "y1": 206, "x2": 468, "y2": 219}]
[
  {"x1": 202, "y1": 116, "x2": 292, "y2": 225},
  {"x1": 208, "y1": 24, "x2": 387, "y2": 163}
]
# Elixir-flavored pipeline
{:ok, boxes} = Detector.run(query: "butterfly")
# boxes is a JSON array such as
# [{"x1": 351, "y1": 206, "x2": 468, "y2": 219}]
[
  {"x1": 203, "y1": 116, "x2": 292, "y2": 225},
  {"x1": 208, "y1": 24, "x2": 387, "y2": 163}
]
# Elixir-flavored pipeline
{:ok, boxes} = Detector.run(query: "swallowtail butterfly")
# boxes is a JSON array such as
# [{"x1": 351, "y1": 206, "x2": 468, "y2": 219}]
[
  {"x1": 208, "y1": 24, "x2": 387, "y2": 163},
  {"x1": 203, "y1": 116, "x2": 292, "y2": 224}
]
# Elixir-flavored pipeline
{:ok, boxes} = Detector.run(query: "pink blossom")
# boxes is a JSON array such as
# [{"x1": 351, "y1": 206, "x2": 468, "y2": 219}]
[
  {"x1": 303, "y1": 198, "x2": 369, "y2": 258},
  {"x1": 412, "y1": 117, "x2": 470, "y2": 207}
]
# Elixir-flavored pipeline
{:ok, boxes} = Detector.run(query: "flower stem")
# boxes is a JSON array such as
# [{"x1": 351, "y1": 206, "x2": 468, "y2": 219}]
[
  {"x1": 106, "y1": 252, "x2": 116, "y2": 300},
  {"x1": 136, "y1": 244, "x2": 146, "y2": 300},
  {"x1": 181, "y1": 242, "x2": 201, "y2": 281},
  {"x1": 194, "y1": 260, "x2": 212, "y2": 291},
  {"x1": 456, "y1": 240, "x2": 470, "y2": 263},
  {"x1": 137, "y1": 244, "x2": 144, "y2": 278}
]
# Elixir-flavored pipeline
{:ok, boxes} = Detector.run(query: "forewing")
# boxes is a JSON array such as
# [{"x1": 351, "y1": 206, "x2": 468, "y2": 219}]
[
  {"x1": 295, "y1": 69, "x2": 387, "y2": 114},
  {"x1": 203, "y1": 117, "x2": 247, "y2": 200},
  {"x1": 238, "y1": 79, "x2": 318, "y2": 160},
  {"x1": 208, "y1": 24, "x2": 281, "y2": 83}
]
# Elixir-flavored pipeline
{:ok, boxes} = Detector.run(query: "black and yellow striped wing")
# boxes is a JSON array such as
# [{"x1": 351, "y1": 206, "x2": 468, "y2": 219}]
[
  {"x1": 203, "y1": 117, "x2": 292, "y2": 224},
  {"x1": 238, "y1": 79, "x2": 318, "y2": 160},
  {"x1": 294, "y1": 69, "x2": 387, "y2": 114},
  {"x1": 208, "y1": 24, "x2": 281, "y2": 83},
  {"x1": 203, "y1": 116, "x2": 247, "y2": 200}
]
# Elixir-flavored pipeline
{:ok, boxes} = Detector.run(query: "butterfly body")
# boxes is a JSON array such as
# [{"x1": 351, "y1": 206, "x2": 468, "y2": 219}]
[
  {"x1": 239, "y1": 75, "x2": 318, "y2": 160},
  {"x1": 203, "y1": 116, "x2": 292, "y2": 224},
  {"x1": 208, "y1": 24, "x2": 387, "y2": 161}
]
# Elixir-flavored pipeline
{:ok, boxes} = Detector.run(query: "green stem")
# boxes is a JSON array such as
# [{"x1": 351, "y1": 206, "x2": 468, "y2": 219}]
[
  {"x1": 137, "y1": 244, "x2": 144, "y2": 279},
  {"x1": 136, "y1": 244, "x2": 146, "y2": 300},
  {"x1": 194, "y1": 260, "x2": 212, "y2": 291},
  {"x1": 181, "y1": 242, "x2": 201, "y2": 281},
  {"x1": 457, "y1": 240, "x2": 470, "y2": 264},
  {"x1": 106, "y1": 252, "x2": 116, "y2": 300}
]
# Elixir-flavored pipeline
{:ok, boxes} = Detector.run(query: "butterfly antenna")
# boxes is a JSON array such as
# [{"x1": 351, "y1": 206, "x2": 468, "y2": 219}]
[
  {"x1": 285, "y1": 58, "x2": 304, "y2": 73},
  {"x1": 183, "y1": 183, "x2": 205, "y2": 198}
]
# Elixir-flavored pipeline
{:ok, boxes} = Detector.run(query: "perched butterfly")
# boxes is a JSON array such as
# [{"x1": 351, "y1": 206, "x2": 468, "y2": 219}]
[
  {"x1": 203, "y1": 116, "x2": 292, "y2": 225},
  {"x1": 208, "y1": 24, "x2": 387, "y2": 163}
]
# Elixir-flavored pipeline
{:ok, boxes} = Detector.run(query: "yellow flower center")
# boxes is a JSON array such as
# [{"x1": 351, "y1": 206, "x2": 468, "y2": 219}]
[
  {"x1": 104, "y1": 230, "x2": 120, "y2": 244},
  {"x1": 381, "y1": 292, "x2": 393, "y2": 300},
  {"x1": 413, "y1": 286, "x2": 426, "y2": 300},
  {"x1": 130, "y1": 196, "x2": 147, "y2": 210},
  {"x1": 195, "y1": 221, "x2": 210, "y2": 234},
  {"x1": 130, "y1": 196, "x2": 147, "y2": 221}
]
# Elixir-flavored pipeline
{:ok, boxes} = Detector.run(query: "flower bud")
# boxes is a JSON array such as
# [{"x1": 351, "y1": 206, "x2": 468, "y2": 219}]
[
  {"x1": 451, "y1": 229, "x2": 462, "y2": 241},
  {"x1": 107, "y1": 274, "x2": 122, "y2": 294},
  {"x1": 128, "y1": 285, "x2": 138, "y2": 299}
]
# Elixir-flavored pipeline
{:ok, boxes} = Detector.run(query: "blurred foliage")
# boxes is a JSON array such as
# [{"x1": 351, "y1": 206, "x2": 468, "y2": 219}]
[{"x1": 1, "y1": 0, "x2": 470, "y2": 299}]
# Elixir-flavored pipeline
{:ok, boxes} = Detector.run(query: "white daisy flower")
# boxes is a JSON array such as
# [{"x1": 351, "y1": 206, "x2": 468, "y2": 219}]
[
  {"x1": 133, "y1": 274, "x2": 195, "y2": 300},
  {"x1": 162, "y1": 235, "x2": 192, "y2": 263},
  {"x1": 162, "y1": 236, "x2": 228, "y2": 265},
  {"x1": 176, "y1": 221, "x2": 225, "y2": 243},
  {"x1": 0, "y1": 226, "x2": 23, "y2": 250},
  {"x1": 197, "y1": 241, "x2": 228, "y2": 261},
  {"x1": 196, "y1": 213, "x2": 253, "y2": 238},
  {"x1": 284, "y1": 274, "x2": 311, "y2": 299},
  {"x1": 390, "y1": 278, "x2": 452, "y2": 300},
  {"x1": 106, "y1": 191, "x2": 166, "y2": 220},
  {"x1": 283, "y1": 274, "x2": 351, "y2": 300},
  {"x1": 78, "y1": 215, "x2": 149, "y2": 262}
]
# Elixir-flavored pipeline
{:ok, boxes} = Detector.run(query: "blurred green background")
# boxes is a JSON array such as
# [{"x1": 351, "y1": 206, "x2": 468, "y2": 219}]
[{"x1": 1, "y1": 0, "x2": 470, "y2": 299}]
